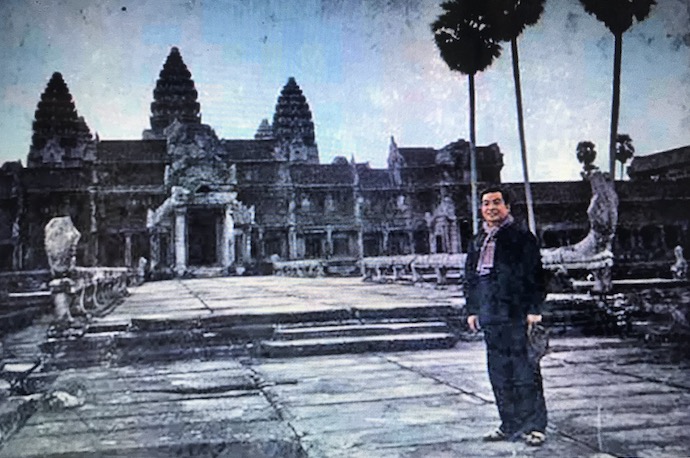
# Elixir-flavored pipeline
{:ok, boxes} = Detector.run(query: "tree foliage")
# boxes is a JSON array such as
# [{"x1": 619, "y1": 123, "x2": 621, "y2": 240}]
[
  {"x1": 484, "y1": 0, "x2": 546, "y2": 41},
  {"x1": 576, "y1": 141, "x2": 597, "y2": 171},
  {"x1": 579, "y1": 0, "x2": 656, "y2": 35},
  {"x1": 615, "y1": 133, "x2": 635, "y2": 165},
  {"x1": 431, "y1": 1, "x2": 502, "y2": 75}
]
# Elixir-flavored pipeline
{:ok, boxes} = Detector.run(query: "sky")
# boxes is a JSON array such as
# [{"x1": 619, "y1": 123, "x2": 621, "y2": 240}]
[{"x1": 1, "y1": 0, "x2": 689, "y2": 182}]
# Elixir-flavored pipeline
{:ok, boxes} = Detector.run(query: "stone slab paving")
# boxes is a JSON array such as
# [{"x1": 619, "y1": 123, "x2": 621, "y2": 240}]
[
  {"x1": 248, "y1": 340, "x2": 689, "y2": 457},
  {"x1": 109, "y1": 277, "x2": 461, "y2": 321},
  {"x1": 1, "y1": 277, "x2": 688, "y2": 457}
]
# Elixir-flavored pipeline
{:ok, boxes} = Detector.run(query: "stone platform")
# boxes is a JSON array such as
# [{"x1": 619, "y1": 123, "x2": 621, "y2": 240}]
[{"x1": 1, "y1": 277, "x2": 687, "y2": 456}]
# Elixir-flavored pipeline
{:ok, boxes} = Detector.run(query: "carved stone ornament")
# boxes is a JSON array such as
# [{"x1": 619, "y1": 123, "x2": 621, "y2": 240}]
[{"x1": 44, "y1": 216, "x2": 81, "y2": 277}]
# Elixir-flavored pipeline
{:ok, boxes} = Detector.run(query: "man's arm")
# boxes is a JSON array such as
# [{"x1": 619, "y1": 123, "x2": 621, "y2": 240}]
[
  {"x1": 464, "y1": 238, "x2": 480, "y2": 332},
  {"x1": 523, "y1": 231, "x2": 546, "y2": 318}
]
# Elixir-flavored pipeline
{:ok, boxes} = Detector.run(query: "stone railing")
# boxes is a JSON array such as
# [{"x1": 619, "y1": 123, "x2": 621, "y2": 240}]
[
  {"x1": 361, "y1": 250, "x2": 615, "y2": 289},
  {"x1": 361, "y1": 254, "x2": 466, "y2": 285},
  {"x1": 49, "y1": 267, "x2": 130, "y2": 323},
  {"x1": 272, "y1": 259, "x2": 326, "y2": 277}
]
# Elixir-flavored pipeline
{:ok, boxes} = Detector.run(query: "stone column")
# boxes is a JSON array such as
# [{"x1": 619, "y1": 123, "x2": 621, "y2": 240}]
[
  {"x1": 326, "y1": 225, "x2": 333, "y2": 258},
  {"x1": 288, "y1": 226, "x2": 297, "y2": 260},
  {"x1": 89, "y1": 188, "x2": 98, "y2": 266},
  {"x1": 124, "y1": 233, "x2": 132, "y2": 268},
  {"x1": 150, "y1": 231, "x2": 160, "y2": 271},
  {"x1": 174, "y1": 208, "x2": 187, "y2": 276},
  {"x1": 258, "y1": 227, "x2": 265, "y2": 259},
  {"x1": 450, "y1": 220, "x2": 460, "y2": 254},
  {"x1": 429, "y1": 230, "x2": 436, "y2": 254},
  {"x1": 658, "y1": 225, "x2": 667, "y2": 253},
  {"x1": 408, "y1": 231, "x2": 415, "y2": 255},
  {"x1": 382, "y1": 229, "x2": 389, "y2": 256},
  {"x1": 222, "y1": 205, "x2": 235, "y2": 269},
  {"x1": 245, "y1": 229, "x2": 252, "y2": 262}
]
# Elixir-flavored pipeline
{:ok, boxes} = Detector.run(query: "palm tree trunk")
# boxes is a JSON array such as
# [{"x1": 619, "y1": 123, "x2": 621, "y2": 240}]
[
  {"x1": 609, "y1": 33, "x2": 623, "y2": 177},
  {"x1": 511, "y1": 38, "x2": 536, "y2": 235},
  {"x1": 469, "y1": 73, "x2": 478, "y2": 235}
]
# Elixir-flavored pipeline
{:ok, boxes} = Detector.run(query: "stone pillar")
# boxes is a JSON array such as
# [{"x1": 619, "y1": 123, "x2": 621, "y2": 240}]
[
  {"x1": 222, "y1": 205, "x2": 235, "y2": 269},
  {"x1": 658, "y1": 225, "x2": 667, "y2": 253},
  {"x1": 450, "y1": 220, "x2": 460, "y2": 254},
  {"x1": 382, "y1": 230, "x2": 389, "y2": 256},
  {"x1": 429, "y1": 230, "x2": 436, "y2": 254},
  {"x1": 326, "y1": 226, "x2": 333, "y2": 258},
  {"x1": 124, "y1": 233, "x2": 132, "y2": 267},
  {"x1": 174, "y1": 208, "x2": 187, "y2": 276},
  {"x1": 150, "y1": 231, "x2": 160, "y2": 271},
  {"x1": 89, "y1": 188, "x2": 98, "y2": 266},
  {"x1": 357, "y1": 229, "x2": 365, "y2": 275},
  {"x1": 408, "y1": 231, "x2": 415, "y2": 255},
  {"x1": 288, "y1": 226, "x2": 297, "y2": 260},
  {"x1": 245, "y1": 230, "x2": 252, "y2": 262},
  {"x1": 258, "y1": 227, "x2": 265, "y2": 259}
]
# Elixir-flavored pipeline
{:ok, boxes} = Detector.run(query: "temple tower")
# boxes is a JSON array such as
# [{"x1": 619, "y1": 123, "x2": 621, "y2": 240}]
[
  {"x1": 273, "y1": 77, "x2": 319, "y2": 163},
  {"x1": 254, "y1": 119, "x2": 274, "y2": 140},
  {"x1": 144, "y1": 47, "x2": 201, "y2": 139},
  {"x1": 27, "y1": 72, "x2": 94, "y2": 167}
]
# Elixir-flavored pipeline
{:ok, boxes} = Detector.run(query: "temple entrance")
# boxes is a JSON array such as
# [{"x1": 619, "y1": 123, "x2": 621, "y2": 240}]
[{"x1": 187, "y1": 208, "x2": 221, "y2": 266}]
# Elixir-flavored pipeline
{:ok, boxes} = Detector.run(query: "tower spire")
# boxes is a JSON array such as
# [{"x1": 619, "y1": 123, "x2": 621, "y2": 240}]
[
  {"x1": 147, "y1": 47, "x2": 201, "y2": 137},
  {"x1": 28, "y1": 72, "x2": 94, "y2": 167},
  {"x1": 273, "y1": 77, "x2": 319, "y2": 163}
]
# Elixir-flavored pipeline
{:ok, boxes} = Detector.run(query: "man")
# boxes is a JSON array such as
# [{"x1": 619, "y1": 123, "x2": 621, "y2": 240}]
[{"x1": 464, "y1": 186, "x2": 548, "y2": 447}]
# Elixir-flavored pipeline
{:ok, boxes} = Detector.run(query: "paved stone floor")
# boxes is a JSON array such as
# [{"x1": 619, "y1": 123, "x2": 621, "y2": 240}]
[
  {"x1": 107, "y1": 277, "x2": 467, "y2": 321},
  {"x1": 1, "y1": 278, "x2": 688, "y2": 457}
]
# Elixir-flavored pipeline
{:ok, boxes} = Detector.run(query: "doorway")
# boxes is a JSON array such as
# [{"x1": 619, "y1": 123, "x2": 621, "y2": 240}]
[{"x1": 187, "y1": 208, "x2": 221, "y2": 266}]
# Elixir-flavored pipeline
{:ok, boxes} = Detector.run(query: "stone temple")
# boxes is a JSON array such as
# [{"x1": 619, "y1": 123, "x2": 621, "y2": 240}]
[{"x1": 0, "y1": 47, "x2": 688, "y2": 277}]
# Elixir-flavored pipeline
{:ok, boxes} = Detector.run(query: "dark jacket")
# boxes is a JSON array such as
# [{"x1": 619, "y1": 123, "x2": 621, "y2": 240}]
[{"x1": 464, "y1": 222, "x2": 546, "y2": 323}]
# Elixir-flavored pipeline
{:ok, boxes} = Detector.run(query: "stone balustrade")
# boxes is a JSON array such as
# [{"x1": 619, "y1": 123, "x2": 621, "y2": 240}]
[
  {"x1": 272, "y1": 260, "x2": 326, "y2": 277},
  {"x1": 361, "y1": 250, "x2": 614, "y2": 289},
  {"x1": 49, "y1": 267, "x2": 130, "y2": 323},
  {"x1": 361, "y1": 254, "x2": 466, "y2": 285}
]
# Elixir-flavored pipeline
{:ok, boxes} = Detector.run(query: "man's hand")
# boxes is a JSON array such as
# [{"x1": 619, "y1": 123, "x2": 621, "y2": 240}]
[
  {"x1": 467, "y1": 315, "x2": 479, "y2": 332},
  {"x1": 527, "y1": 314, "x2": 542, "y2": 329}
]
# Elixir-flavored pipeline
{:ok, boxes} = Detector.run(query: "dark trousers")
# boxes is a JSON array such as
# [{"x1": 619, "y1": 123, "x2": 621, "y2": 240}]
[{"x1": 483, "y1": 323, "x2": 547, "y2": 436}]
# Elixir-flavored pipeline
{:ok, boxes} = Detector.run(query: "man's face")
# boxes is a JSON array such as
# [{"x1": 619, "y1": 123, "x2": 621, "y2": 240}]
[{"x1": 481, "y1": 191, "x2": 510, "y2": 227}]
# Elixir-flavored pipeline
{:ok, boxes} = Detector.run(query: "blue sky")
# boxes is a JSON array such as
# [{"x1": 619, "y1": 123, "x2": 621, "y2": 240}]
[{"x1": 1, "y1": 0, "x2": 689, "y2": 182}]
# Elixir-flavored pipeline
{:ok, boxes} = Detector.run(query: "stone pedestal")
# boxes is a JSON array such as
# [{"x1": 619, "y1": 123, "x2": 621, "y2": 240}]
[{"x1": 49, "y1": 278, "x2": 75, "y2": 322}]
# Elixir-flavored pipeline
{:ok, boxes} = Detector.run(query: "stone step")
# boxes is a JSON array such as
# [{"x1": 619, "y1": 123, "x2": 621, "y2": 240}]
[
  {"x1": 273, "y1": 321, "x2": 451, "y2": 340},
  {"x1": 259, "y1": 332, "x2": 458, "y2": 358}
]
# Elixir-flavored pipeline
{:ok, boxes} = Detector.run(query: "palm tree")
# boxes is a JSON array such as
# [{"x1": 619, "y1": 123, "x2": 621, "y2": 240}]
[
  {"x1": 615, "y1": 133, "x2": 635, "y2": 180},
  {"x1": 579, "y1": 0, "x2": 656, "y2": 176},
  {"x1": 576, "y1": 140, "x2": 597, "y2": 173},
  {"x1": 485, "y1": 0, "x2": 546, "y2": 235},
  {"x1": 431, "y1": 1, "x2": 501, "y2": 234}
]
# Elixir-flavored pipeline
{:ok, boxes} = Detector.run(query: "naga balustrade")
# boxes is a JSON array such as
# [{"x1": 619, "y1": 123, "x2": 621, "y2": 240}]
[
  {"x1": 272, "y1": 259, "x2": 326, "y2": 278},
  {"x1": 49, "y1": 267, "x2": 131, "y2": 322}
]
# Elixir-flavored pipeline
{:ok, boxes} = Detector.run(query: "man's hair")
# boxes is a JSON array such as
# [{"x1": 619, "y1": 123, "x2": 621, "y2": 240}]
[{"x1": 480, "y1": 185, "x2": 511, "y2": 205}]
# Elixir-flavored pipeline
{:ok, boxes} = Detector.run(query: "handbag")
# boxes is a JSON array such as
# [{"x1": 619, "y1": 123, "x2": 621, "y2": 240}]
[{"x1": 527, "y1": 323, "x2": 549, "y2": 362}]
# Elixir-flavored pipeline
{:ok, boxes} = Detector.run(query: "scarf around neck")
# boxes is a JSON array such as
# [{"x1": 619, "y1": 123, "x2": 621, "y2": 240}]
[{"x1": 476, "y1": 214, "x2": 514, "y2": 276}]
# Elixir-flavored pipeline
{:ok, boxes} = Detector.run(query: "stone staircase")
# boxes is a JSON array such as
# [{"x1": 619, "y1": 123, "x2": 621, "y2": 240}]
[
  {"x1": 259, "y1": 319, "x2": 457, "y2": 358},
  {"x1": 40, "y1": 304, "x2": 462, "y2": 369}
]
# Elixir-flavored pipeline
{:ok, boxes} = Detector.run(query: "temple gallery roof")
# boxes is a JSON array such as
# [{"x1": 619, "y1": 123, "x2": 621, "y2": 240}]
[
  {"x1": 399, "y1": 148, "x2": 436, "y2": 167},
  {"x1": 222, "y1": 139, "x2": 276, "y2": 162},
  {"x1": 290, "y1": 164, "x2": 354, "y2": 185},
  {"x1": 97, "y1": 140, "x2": 167, "y2": 163},
  {"x1": 628, "y1": 145, "x2": 690, "y2": 175}
]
